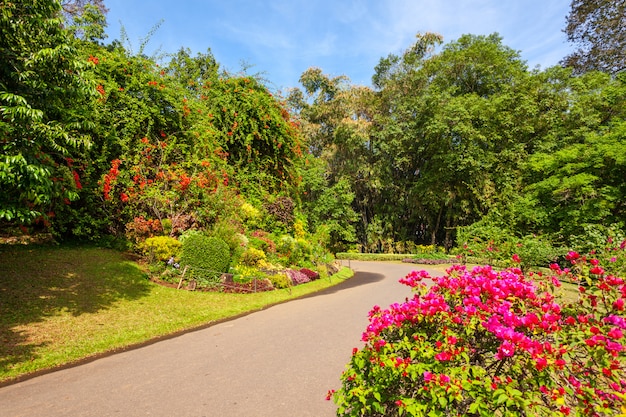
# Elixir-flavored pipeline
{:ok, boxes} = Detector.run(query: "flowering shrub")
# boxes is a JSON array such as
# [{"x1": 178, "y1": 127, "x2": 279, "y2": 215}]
[
  {"x1": 332, "y1": 255, "x2": 625, "y2": 416},
  {"x1": 286, "y1": 269, "x2": 310, "y2": 285},
  {"x1": 300, "y1": 268, "x2": 320, "y2": 280},
  {"x1": 240, "y1": 247, "x2": 266, "y2": 267},
  {"x1": 125, "y1": 216, "x2": 162, "y2": 243}
]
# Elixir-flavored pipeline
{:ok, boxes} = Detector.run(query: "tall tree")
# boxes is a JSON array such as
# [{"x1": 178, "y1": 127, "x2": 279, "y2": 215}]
[
  {"x1": 290, "y1": 68, "x2": 375, "y2": 250},
  {"x1": 372, "y1": 33, "x2": 533, "y2": 248},
  {"x1": 0, "y1": 0, "x2": 93, "y2": 224},
  {"x1": 562, "y1": 0, "x2": 626, "y2": 74}
]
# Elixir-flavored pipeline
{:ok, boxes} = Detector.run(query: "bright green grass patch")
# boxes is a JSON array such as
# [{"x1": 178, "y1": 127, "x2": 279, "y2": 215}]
[{"x1": 0, "y1": 245, "x2": 352, "y2": 383}]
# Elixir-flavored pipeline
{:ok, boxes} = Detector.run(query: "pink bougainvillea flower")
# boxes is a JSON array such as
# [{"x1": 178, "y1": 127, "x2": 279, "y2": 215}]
[
  {"x1": 434, "y1": 351, "x2": 452, "y2": 361},
  {"x1": 496, "y1": 341, "x2": 515, "y2": 359}
]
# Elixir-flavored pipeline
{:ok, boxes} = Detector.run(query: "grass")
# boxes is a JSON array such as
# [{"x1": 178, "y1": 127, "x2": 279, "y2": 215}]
[{"x1": 0, "y1": 244, "x2": 353, "y2": 384}]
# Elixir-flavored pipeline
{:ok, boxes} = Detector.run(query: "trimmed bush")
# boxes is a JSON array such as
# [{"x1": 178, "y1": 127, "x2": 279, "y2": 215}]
[
  {"x1": 140, "y1": 236, "x2": 182, "y2": 262},
  {"x1": 180, "y1": 234, "x2": 231, "y2": 280}
]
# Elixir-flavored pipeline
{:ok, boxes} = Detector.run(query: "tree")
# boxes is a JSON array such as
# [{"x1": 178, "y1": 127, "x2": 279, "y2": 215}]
[
  {"x1": 562, "y1": 0, "x2": 626, "y2": 74},
  {"x1": 0, "y1": 0, "x2": 93, "y2": 224},
  {"x1": 371, "y1": 33, "x2": 532, "y2": 248},
  {"x1": 290, "y1": 68, "x2": 376, "y2": 250}
]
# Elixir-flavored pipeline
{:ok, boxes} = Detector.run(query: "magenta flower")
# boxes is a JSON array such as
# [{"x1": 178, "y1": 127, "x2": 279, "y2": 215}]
[
  {"x1": 434, "y1": 351, "x2": 452, "y2": 361},
  {"x1": 496, "y1": 341, "x2": 516, "y2": 360}
]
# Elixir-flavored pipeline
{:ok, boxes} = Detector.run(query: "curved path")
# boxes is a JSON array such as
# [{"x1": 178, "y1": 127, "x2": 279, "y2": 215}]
[{"x1": 0, "y1": 261, "x2": 446, "y2": 417}]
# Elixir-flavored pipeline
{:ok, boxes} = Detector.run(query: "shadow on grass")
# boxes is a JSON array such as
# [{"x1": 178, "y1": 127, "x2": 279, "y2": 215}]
[{"x1": 0, "y1": 245, "x2": 151, "y2": 374}]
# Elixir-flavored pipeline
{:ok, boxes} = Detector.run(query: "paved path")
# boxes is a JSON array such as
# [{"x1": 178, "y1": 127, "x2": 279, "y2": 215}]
[{"x1": 0, "y1": 261, "x2": 445, "y2": 417}]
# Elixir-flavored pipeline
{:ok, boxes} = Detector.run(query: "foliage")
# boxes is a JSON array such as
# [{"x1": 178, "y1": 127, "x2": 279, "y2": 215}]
[
  {"x1": 263, "y1": 196, "x2": 295, "y2": 228},
  {"x1": 125, "y1": 216, "x2": 162, "y2": 243},
  {"x1": 249, "y1": 230, "x2": 277, "y2": 254},
  {"x1": 180, "y1": 234, "x2": 231, "y2": 281},
  {"x1": 562, "y1": 0, "x2": 626, "y2": 74},
  {"x1": 267, "y1": 273, "x2": 291, "y2": 289},
  {"x1": 276, "y1": 235, "x2": 313, "y2": 266},
  {"x1": 455, "y1": 219, "x2": 560, "y2": 270},
  {"x1": 290, "y1": 71, "x2": 367, "y2": 251},
  {"x1": 240, "y1": 247, "x2": 266, "y2": 267},
  {"x1": 139, "y1": 236, "x2": 181, "y2": 263},
  {"x1": 285, "y1": 269, "x2": 311, "y2": 285},
  {"x1": 299, "y1": 268, "x2": 320, "y2": 280},
  {"x1": 0, "y1": 0, "x2": 93, "y2": 223},
  {"x1": 333, "y1": 256, "x2": 626, "y2": 416}
]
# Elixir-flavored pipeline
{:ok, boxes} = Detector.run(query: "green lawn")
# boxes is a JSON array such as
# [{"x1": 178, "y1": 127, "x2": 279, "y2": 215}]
[{"x1": 0, "y1": 245, "x2": 353, "y2": 383}]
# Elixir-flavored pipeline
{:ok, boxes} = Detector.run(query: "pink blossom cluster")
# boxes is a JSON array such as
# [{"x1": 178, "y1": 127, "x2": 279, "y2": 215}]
[
  {"x1": 357, "y1": 254, "x2": 626, "y2": 415},
  {"x1": 285, "y1": 268, "x2": 310, "y2": 285}
]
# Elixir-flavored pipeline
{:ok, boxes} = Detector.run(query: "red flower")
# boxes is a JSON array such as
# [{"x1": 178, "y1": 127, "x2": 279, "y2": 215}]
[
  {"x1": 590, "y1": 266, "x2": 605, "y2": 275},
  {"x1": 535, "y1": 357, "x2": 548, "y2": 371},
  {"x1": 566, "y1": 251, "x2": 580, "y2": 261},
  {"x1": 120, "y1": 193, "x2": 129, "y2": 203},
  {"x1": 72, "y1": 170, "x2": 82, "y2": 189},
  {"x1": 88, "y1": 55, "x2": 99, "y2": 65}
]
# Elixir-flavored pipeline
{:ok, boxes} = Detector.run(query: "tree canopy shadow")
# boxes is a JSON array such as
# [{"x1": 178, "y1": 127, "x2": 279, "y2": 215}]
[
  {"x1": 300, "y1": 271, "x2": 385, "y2": 299},
  {"x1": 0, "y1": 245, "x2": 151, "y2": 375}
]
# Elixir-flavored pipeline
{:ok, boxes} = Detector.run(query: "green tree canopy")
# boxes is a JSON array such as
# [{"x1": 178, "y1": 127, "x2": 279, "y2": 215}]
[
  {"x1": 562, "y1": 0, "x2": 626, "y2": 74},
  {"x1": 0, "y1": 0, "x2": 93, "y2": 224}
]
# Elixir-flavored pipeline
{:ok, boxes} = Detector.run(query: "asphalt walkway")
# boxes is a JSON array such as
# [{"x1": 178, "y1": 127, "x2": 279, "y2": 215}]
[{"x1": 0, "y1": 261, "x2": 445, "y2": 417}]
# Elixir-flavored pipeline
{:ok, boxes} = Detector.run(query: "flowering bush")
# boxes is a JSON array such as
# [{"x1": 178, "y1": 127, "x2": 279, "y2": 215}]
[
  {"x1": 240, "y1": 247, "x2": 266, "y2": 267},
  {"x1": 286, "y1": 268, "x2": 310, "y2": 285},
  {"x1": 125, "y1": 216, "x2": 162, "y2": 243},
  {"x1": 332, "y1": 255, "x2": 625, "y2": 416},
  {"x1": 300, "y1": 268, "x2": 320, "y2": 280}
]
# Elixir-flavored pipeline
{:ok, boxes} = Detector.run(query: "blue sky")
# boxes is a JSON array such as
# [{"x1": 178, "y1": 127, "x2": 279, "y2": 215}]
[{"x1": 103, "y1": 1, "x2": 574, "y2": 92}]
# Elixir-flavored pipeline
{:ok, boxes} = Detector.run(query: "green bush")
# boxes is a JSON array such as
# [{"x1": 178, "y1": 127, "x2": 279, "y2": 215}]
[
  {"x1": 276, "y1": 235, "x2": 313, "y2": 266},
  {"x1": 267, "y1": 273, "x2": 291, "y2": 289},
  {"x1": 180, "y1": 234, "x2": 231, "y2": 280},
  {"x1": 140, "y1": 236, "x2": 182, "y2": 262},
  {"x1": 240, "y1": 247, "x2": 266, "y2": 267},
  {"x1": 161, "y1": 218, "x2": 173, "y2": 236}
]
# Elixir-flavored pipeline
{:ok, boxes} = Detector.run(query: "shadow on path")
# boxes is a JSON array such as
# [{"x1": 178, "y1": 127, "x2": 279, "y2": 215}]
[{"x1": 299, "y1": 271, "x2": 384, "y2": 299}]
